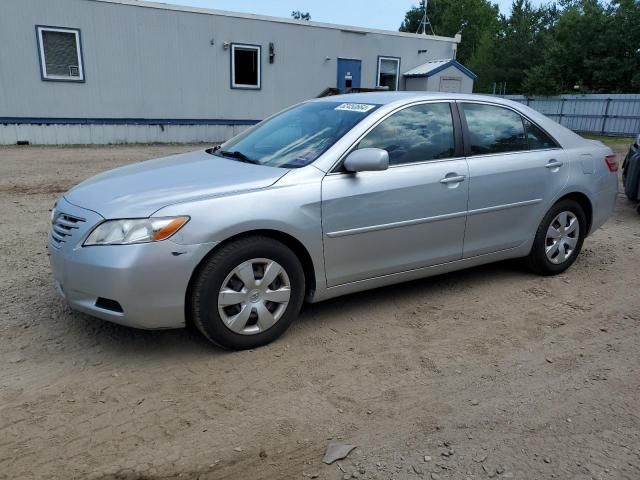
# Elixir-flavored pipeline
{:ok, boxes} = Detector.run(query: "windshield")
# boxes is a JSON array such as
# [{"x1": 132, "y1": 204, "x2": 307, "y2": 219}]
[{"x1": 209, "y1": 101, "x2": 381, "y2": 168}]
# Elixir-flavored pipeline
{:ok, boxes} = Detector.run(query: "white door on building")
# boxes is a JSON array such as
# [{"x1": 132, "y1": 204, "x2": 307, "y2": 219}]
[{"x1": 439, "y1": 77, "x2": 462, "y2": 93}]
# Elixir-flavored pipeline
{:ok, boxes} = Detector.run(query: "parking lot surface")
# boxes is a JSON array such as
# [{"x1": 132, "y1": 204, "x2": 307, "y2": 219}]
[{"x1": 1, "y1": 143, "x2": 639, "y2": 479}]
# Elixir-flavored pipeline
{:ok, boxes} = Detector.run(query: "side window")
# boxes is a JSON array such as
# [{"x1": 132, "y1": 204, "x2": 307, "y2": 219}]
[
  {"x1": 524, "y1": 119, "x2": 557, "y2": 150},
  {"x1": 463, "y1": 103, "x2": 527, "y2": 155},
  {"x1": 358, "y1": 103, "x2": 455, "y2": 165}
]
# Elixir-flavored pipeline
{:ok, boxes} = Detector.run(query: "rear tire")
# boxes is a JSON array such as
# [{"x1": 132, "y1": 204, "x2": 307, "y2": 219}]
[
  {"x1": 526, "y1": 199, "x2": 586, "y2": 276},
  {"x1": 190, "y1": 236, "x2": 305, "y2": 350}
]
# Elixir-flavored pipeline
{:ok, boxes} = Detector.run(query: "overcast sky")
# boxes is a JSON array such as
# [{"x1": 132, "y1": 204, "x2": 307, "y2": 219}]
[{"x1": 164, "y1": 0, "x2": 546, "y2": 32}]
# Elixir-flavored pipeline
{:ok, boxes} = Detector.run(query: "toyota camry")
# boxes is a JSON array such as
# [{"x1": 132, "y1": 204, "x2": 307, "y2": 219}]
[{"x1": 48, "y1": 92, "x2": 618, "y2": 349}]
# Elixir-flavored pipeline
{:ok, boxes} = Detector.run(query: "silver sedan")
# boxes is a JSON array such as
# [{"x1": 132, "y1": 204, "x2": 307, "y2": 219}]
[{"x1": 48, "y1": 92, "x2": 618, "y2": 349}]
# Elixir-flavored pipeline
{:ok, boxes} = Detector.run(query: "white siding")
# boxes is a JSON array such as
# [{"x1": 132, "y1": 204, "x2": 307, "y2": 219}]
[
  {"x1": 405, "y1": 77, "x2": 428, "y2": 91},
  {"x1": 0, "y1": 0, "x2": 460, "y2": 144}
]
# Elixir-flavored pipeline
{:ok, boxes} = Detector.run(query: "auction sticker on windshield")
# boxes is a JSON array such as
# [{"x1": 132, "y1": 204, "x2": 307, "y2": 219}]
[{"x1": 334, "y1": 103, "x2": 377, "y2": 113}]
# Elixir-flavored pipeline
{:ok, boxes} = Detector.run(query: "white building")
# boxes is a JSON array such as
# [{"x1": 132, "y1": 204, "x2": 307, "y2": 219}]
[{"x1": 0, "y1": 0, "x2": 476, "y2": 145}]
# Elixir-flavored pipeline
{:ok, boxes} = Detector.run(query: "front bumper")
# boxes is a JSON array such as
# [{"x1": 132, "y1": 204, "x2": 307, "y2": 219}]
[{"x1": 48, "y1": 197, "x2": 216, "y2": 330}]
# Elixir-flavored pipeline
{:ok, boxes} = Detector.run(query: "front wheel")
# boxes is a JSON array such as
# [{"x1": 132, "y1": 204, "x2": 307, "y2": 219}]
[
  {"x1": 190, "y1": 236, "x2": 305, "y2": 350},
  {"x1": 527, "y1": 199, "x2": 586, "y2": 276}
]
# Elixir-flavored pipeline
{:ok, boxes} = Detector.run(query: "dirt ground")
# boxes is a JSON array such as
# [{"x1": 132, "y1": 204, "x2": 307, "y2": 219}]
[{"x1": 1, "y1": 143, "x2": 639, "y2": 480}]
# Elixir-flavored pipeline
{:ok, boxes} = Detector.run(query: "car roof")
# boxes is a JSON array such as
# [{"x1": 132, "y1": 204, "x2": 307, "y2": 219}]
[
  {"x1": 309, "y1": 91, "x2": 587, "y2": 150},
  {"x1": 311, "y1": 91, "x2": 513, "y2": 106}
]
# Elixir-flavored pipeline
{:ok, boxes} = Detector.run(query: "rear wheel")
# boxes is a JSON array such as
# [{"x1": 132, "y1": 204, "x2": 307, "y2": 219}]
[
  {"x1": 190, "y1": 236, "x2": 305, "y2": 349},
  {"x1": 527, "y1": 199, "x2": 586, "y2": 276}
]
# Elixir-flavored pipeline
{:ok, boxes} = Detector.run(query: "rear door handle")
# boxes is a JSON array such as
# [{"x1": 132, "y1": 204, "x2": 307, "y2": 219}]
[
  {"x1": 440, "y1": 174, "x2": 466, "y2": 184},
  {"x1": 545, "y1": 159, "x2": 564, "y2": 169}
]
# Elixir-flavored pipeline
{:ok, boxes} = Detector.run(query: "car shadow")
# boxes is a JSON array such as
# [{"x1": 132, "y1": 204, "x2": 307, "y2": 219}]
[
  {"x1": 56, "y1": 258, "x2": 529, "y2": 357},
  {"x1": 297, "y1": 258, "x2": 528, "y2": 326}
]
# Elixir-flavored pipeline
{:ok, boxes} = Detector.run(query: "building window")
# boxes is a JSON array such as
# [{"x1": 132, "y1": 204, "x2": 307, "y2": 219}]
[
  {"x1": 36, "y1": 26, "x2": 84, "y2": 82},
  {"x1": 376, "y1": 56, "x2": 400, "y2": 91},
  {"x1": 231, "y1": 44, "x2": 261, "y2": 89}
]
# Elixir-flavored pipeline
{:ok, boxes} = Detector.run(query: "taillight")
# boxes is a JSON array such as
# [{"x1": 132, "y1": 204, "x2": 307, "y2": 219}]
[{"x1": 604, "y1": 154, "x2": 618, "y2": 172}]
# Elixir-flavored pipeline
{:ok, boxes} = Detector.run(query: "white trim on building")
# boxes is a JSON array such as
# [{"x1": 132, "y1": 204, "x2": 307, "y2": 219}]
[
  {"x1": 36, "y1": 25, "x2": 85, "y2": 81},
  {"x1": 231, "y1": 43, "x2": 261, "y2": 90},
  {"x1": 376, "y1": 56, "x2": 401, "y2": 91}
]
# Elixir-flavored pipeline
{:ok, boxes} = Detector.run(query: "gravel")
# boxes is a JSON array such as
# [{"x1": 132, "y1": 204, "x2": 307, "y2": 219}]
[{"x1": 0, "y1": 144, "x2": 639, "y2": 479}]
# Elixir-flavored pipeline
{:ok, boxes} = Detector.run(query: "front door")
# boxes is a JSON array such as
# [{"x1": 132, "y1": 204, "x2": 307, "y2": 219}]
[
  {"x1": 337, "y1": 58, "x2": 361, "y2": 92},
  {"x1": 460, "y1": 102, "x2": 570, "y2": 258},
  {"x1": 322, "y1": 102, "x2": 468, "y2": 287}
]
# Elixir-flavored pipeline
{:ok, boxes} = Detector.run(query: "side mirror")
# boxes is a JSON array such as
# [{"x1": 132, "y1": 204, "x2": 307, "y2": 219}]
[{"x1": 343, "y1": 148, "x2": 389, "y2": 173}]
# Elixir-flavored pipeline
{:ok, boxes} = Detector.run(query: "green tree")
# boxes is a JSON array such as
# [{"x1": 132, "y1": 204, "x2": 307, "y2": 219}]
[
  {"x1": 400, "y1": 0, "x2": 427, "y2": 33},
  {"x1": 291, "y1": 10, "x2": 311, "y2": 21},
  {"x1": 522, "y1": 64, "x2": 561, "y2": 95},
  {"x1": 526, "y1": 0, "x2": 640, "y2": 93},
  {"x1": 400, "y1": 0, "x2": 500, "y2": 63},
  {"x1": 544, "y1": 0, "x2": 609, "y2": 91},
  {"x1": 400, "y1": 0, "x2": 640, "y2": 94},
  {"x1": 490, "y1": 0, "x2": 558, "y2": 93},
  {"x1": 600, "y1": 0, "x2": 640, "y2": 92},
  {"x1": 467, "y1": 30, "x2": 498, "y2": 92}
]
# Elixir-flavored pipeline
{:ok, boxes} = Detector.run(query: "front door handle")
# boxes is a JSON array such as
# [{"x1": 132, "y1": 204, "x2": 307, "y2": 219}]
[
  {"x1": 440, "y1": 174, "x2": 466, "y2": 184},
  {"x1": 545, "y1": 159, "x2": 564, "y2": 169}
]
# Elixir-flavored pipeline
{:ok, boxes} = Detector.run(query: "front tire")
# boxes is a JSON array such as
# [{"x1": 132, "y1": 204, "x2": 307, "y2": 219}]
[
  {"x1": 190, "y1": 236, "x2": 305, "y2": 350},
  {"x1": 527, "y1": 199, "x2": 586, "y2": 276}
]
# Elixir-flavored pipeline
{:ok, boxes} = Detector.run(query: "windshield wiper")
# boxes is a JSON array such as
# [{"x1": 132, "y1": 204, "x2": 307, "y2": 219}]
[{"x1": 217, "y1": 150, "x2": 259, "y2": 165}]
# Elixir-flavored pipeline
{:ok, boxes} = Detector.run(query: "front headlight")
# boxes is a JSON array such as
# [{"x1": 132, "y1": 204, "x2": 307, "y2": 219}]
[{"x1": 84, "y1": 216, "x2": 189, "y2": 246}]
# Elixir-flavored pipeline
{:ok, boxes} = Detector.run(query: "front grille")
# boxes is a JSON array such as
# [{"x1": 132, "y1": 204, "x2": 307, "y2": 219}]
[{"x1": 50, "y1": 212, "x2": 86, "y2": 247}]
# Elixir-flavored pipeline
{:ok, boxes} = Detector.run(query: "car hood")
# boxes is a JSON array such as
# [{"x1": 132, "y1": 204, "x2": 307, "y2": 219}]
[{"x1": 64, "y1": 150, "x2": 289, "y2": 218}]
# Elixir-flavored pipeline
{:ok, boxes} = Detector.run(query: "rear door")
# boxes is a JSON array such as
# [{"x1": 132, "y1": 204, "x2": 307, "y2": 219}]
[
  {"x1": 460, "y1": 102, "x2": 569, "y2": 257},
  {"x1": 321, "y1": 101, "x2": 469, "y2": 287}
]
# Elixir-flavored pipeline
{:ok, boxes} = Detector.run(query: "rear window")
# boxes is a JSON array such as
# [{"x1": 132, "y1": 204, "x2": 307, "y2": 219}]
[
  {"x1": 463, "y1": 103, "x2": 527, "y2": 155},
  {"x1": 524, "y1": 119, "x2": 558, "y2": 150}
]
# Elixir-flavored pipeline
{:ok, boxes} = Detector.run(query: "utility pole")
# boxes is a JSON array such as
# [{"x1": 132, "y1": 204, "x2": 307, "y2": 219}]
[{"x1": 416, "y1": 0, "x2": 435, "y2": 35}]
